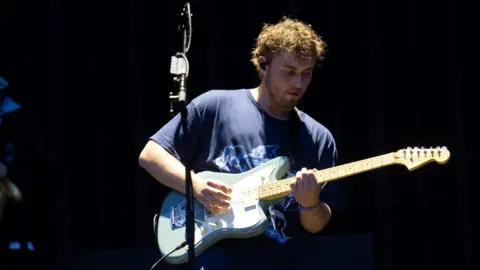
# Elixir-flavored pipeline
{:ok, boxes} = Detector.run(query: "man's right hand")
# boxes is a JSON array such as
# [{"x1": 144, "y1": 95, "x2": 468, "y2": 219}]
[{"x1": 193, "y1": 177, "x2": 232, "y2": 213}]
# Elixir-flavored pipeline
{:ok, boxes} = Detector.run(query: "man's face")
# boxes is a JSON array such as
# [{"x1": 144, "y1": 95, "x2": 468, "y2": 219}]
[{"x1": 264, "y1": 51, "x2": 314, "y2": 110}]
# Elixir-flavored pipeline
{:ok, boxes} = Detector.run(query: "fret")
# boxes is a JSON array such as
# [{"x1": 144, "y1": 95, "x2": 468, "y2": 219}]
[
  {"x1": 323, "y1": 169, "x2": 330, "y2": 181},
  {"x1": 337, "y1": 165, "x2": 346, "y2": 178},
  {"x1": 281, "y1": 183, "x2": 289, "y2": 193},
  {"x1": 329, "y1": 167, "x2": 337, "y2": 180},
  {"x1": 346, "y1": 164, "x2": 354, "y2": 175},
  {"x1": 382, "y1": 153, "x2": 394, "y2": 165},
  {"x1": 372, "y1": 156, "x2": 382, "y2": 168},
  {"x1": 354, "y1": 161, "x2": 363, "y2": 173},
  {"x1": 363, "y1": 158, "x2": 372, "y2": 170},
  {"x1": 258, "y1": 180, "x2": 291, "y2": 198}
]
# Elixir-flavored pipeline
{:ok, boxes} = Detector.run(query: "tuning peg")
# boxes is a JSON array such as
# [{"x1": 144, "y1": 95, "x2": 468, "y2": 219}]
[{"x1": 412, "y1": 147, "x2": 419, "y2": 157}]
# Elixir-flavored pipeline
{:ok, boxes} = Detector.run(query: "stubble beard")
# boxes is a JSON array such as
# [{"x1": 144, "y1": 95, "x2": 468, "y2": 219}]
[{"x1": 265, "y1": 80, "x2": 298, "y2": 111}]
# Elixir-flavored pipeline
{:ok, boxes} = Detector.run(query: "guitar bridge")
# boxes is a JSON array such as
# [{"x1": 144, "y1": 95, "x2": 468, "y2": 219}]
[{"x1": 170, "y1": 200, "x2": 187, "y2": 230}]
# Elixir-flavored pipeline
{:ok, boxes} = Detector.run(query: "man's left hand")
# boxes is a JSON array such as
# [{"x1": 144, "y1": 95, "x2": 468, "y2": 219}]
[{"x1": 290, "y1": 168, "x2": 321, "y2": 208}]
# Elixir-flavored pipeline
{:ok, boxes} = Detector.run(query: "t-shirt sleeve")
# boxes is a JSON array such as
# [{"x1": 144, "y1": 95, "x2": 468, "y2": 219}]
[{"x1": 149, "y1": 101, "x2": 201, "y2": 166}]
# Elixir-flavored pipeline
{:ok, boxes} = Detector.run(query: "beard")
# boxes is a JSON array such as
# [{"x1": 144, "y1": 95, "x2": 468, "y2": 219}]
[{"x1": 265, "y1": 79, "x2": 300, "y2": 110}]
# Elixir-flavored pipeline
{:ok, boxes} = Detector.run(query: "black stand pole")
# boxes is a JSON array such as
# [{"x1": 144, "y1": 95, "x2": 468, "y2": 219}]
[{"x1": 169, "y1": 2, "x2": 195, "y2": 269}]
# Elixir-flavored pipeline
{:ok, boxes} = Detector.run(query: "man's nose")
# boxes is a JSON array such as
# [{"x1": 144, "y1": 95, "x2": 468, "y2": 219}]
[{"x1": 292, "y1": 74, "x2": 303, "y2": 88}]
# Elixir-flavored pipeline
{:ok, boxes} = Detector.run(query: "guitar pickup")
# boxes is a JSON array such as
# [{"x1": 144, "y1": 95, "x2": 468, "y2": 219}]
[{"x1": 170, "y1": 200, "x2": 187, "y2": 230}]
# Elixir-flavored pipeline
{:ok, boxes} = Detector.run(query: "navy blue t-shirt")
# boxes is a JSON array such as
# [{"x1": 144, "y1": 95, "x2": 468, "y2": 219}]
[{"x1": 150, "y1": 88, "x2": 340, "y2": 243}]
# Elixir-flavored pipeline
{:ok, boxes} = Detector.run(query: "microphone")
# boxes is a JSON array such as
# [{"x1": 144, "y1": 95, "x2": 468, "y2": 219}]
[
  {"x1": 169, "y1": 52, "x2": 189, "y2": 103},
  {"x1": 169, "y1": 2, "x2": 192, "y2": 114}
]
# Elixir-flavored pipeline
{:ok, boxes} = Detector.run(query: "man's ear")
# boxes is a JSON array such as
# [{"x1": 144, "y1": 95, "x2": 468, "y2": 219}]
[{"x1": 258, "y1": 56, "x2": 268, "y2": 71}]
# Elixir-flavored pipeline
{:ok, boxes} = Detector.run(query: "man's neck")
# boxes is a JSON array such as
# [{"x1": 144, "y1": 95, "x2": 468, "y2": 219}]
[{"x1": 251, "y1": 85, "x2": 291, "y2": 120}]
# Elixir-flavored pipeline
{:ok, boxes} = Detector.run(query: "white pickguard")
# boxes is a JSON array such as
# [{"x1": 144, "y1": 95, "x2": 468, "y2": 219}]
[{"x1": 190, "y1": 166, "x2": 276, "y2": 245}]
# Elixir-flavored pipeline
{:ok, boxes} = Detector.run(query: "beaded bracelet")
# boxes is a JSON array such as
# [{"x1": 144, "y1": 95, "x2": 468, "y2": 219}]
[
  {"x1": 297, "y1": 201, "x2": 323, "y2": 211},
  {"x1": 280, "y1": 197, "x2": 323, "y2": 212}
]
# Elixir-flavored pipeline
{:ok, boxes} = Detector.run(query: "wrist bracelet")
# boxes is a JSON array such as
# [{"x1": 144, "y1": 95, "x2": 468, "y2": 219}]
[{"x1": 298, "y1": 201, "x2": 322, "y2": 211}]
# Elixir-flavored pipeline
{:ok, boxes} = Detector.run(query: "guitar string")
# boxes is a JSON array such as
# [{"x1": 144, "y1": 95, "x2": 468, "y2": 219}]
[
  {"x1": 231, "y1": 154, "x2": 420, "y2": 201},
  {"x1": 221, "y1": 153, "x2": 435, "y2": 203},
  {"x1": 237, "y1": 155, "x2": 396, "y2": 199}
]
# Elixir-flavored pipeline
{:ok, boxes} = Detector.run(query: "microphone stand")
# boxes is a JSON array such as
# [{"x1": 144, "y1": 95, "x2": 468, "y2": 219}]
[{"x1": 169, "y1": 2, "x2": 195, "y2": 269}]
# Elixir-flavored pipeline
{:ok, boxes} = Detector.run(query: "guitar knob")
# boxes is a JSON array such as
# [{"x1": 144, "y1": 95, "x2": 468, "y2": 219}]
[{"x1": 215, "y1": 220, "x2": 224, "y2": 228}]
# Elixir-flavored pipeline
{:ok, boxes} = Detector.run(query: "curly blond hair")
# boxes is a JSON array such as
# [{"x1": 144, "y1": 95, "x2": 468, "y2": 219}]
[{"x1": 250, "y1": 17, "x2": 326, "y2": 77}]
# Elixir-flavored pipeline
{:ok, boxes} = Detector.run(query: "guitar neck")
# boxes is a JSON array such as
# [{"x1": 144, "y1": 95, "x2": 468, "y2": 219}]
[{"x1": 258, "y1": 152, "x2": 396, "y2": 201}]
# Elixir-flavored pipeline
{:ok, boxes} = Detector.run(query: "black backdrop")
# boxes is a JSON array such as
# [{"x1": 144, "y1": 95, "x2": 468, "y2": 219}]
[{"x1": 0, "y1": 0, "x2": 472, "y2": 269}]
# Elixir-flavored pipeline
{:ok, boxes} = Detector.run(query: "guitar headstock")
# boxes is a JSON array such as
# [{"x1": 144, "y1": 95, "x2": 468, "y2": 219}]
[{"x1": 394, "y1": 146, "x2": 450, "y2": 171}]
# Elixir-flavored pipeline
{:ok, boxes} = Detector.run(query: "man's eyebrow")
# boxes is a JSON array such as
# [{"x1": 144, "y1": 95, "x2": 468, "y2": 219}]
[{"x1": 281, "y1": 65, "x2": 313, "y2": 71}]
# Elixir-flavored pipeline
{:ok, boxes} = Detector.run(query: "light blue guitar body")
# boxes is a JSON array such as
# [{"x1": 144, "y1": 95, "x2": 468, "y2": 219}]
[{"x1": 156, "y1": 156, "x2": 291, "y2": 265}]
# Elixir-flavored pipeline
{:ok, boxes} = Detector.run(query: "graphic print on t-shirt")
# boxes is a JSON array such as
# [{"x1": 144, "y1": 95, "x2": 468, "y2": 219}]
[
  {"x1": 213, "y1": 144, "x2": 296, "y2": 244},
  {"x1": 213, "y1": 145, "x2": 282, "y2": 172}
]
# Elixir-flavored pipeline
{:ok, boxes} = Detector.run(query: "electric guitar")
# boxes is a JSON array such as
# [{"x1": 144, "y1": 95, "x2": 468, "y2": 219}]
[{"x1": 155, "y1": 146, "x2": 450, "y2": 264}]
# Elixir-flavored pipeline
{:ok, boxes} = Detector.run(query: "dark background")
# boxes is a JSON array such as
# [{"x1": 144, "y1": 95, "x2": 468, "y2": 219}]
[{"x1": 0, "y1": 0, "x2": 472, "y2": 269}]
